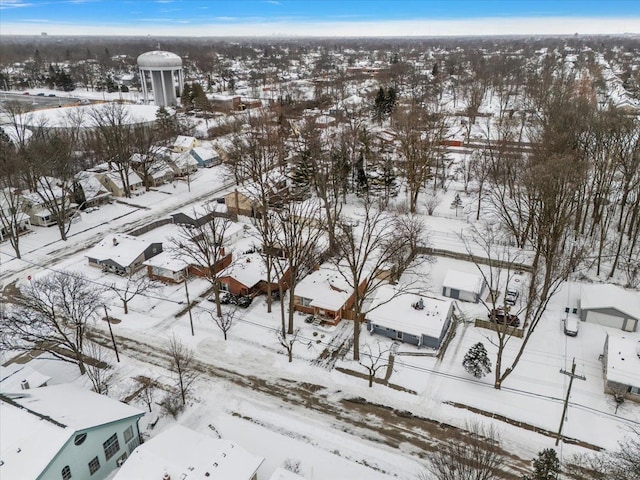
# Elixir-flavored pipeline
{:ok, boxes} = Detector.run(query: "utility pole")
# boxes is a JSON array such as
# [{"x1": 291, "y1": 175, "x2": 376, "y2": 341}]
[
  {"x1": 184, "y1": 275, "x2": 195, "y2": 336},
  {"x1": 103, "y1": 305, "x2": 120, "y2": 363},
  {"x1": 555, "y1": 358, "x2": 585, "y2": 446}
]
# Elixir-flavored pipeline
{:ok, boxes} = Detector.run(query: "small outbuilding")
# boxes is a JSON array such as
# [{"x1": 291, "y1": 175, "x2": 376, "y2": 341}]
[
  {"x1": 580, "y1": 284, "x2": 639, "y2": 332},
  {"x1": 441, "y1": 269, "x2": 487, "y2": 303},
  {"x1": 367, "y1": 285, "x2": 455, "y2": 350}
]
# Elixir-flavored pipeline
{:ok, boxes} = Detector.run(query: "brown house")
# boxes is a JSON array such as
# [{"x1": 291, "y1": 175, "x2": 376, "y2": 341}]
[
  {"x1": 218, "y1": 253, "x2": 290, "y2": 296},
  {"x1": 293, "y1": 263, "x2": 368, "y2": 325}
]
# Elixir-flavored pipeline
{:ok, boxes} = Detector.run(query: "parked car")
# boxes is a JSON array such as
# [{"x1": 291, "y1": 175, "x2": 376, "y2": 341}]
[
  {"x1": 564, "y1": 317, "x2": 579, "y2": 337},
  {"x1": 36, "y1": 92, "x2": 45, "y2": 96},
  {"x1": 48, "y1": 94, "x2": 56, "y2": 97},
  {"x1": 505, "y1": 288, "x2": 519, "y2": 306},
  {"x1": 236, "y1": 295, "x2": 252, "y2": 308},
  {"x1": 488, "y1": 309, "x2": 520, "y2": 327}
]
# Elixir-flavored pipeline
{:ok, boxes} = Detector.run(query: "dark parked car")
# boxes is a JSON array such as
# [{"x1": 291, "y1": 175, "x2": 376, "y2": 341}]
[
  {"x1": 236, "y1": 295, "x2": 252, "y2": 308},
  {"x1": 488, "y1": 309, "x2": 520, "y2": 327}
]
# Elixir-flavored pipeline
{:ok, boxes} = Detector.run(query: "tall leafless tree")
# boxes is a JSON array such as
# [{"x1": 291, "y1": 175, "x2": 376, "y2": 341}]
[{"x1": 167, "y1": 334, "x2": 198, "y2": 406}]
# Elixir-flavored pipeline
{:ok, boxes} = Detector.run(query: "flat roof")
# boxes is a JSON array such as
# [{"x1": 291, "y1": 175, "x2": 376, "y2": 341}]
[{"x1": 606, "y1": 333, "x2": 640, "y2": 388}]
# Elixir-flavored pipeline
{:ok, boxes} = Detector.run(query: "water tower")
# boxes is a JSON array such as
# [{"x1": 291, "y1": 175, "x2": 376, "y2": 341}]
[{"x1": 137, "y1": 50, "x2": 183, "y2": 107}]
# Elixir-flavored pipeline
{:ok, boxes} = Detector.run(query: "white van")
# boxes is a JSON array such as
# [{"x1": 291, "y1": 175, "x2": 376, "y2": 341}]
[{"x1": 564, "y1": 317, "x2": 579, "y2": 337}]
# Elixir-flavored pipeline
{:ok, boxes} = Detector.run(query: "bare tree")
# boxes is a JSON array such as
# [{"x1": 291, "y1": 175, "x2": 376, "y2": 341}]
[
  {"x1": 83, "y1": 341, "x2": 113, "y2": 395},
  {"x1": 0, "y1": 132, "x2": 27, "y2": 258},
  {"x1": 277, "y1": 327, "x2": 300, "y2": 363},
  {"x1": 134, "y1": 375, "x2": 157, "y2": 413},
  {"x1": 358, "y1": 341, "x2": 393, "y2": 388},
  {"x1": 0, "y1": 271, "x2": 105, "y2": 374},
  {"x1": 333, "y1": 202, "x2": 426, "y2": 361},
  {"x1": 418, "y1": 421, "x2": 504, "y2": 480},
  {"x1": 108, "y1": 271, "x2": 156, "y2": 315},
  {"x1": 167, "y1": 334, "x2": 198, "y2": 406},
  {"x1": 207, "y1": 306, "x2": 236, "y2": 341},
  {"x1": 172, "y1": 208, "x2": 232, "y2": 318}
]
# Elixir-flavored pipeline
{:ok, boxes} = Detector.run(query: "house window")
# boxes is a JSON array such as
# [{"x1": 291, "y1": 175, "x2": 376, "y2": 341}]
[
  {"x1": 300, "y1": 297, "x2": 312, "y2": 307},
  {"x1": 123, "y1": 425, "x2": 134, "y2": 443},
  {"x1": 88, "y1": 457, "x2": 100, "y2": 475},
  {"x1": 396, "y1": 331, "x2": 403, "y2": 340},
  {"x1": 61, "y1": 466, "x2": 72, "y2": 480},
  {"x1": 103, "y1": 433, "x2": 120, "y2": 461},
  {"x1": 74, "y1": 433, "x2": 87, "y2": 446},
  {"x1": 220, "y1": 282, "x2": 229, "y2": 292}
]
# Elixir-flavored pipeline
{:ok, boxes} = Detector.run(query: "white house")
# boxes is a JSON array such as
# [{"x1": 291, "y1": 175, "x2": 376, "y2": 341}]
[
  {"x1": 580, "y1": 284, "x2": 640, "y2": 332},
  {"x1": 603, "y1": 332, "x2": 640, "y2": 402},
  {"x1": 169, "y1": 151, "x2": 199, "y2": 177},
  {"x1": 0, "y1": 383, "x2": 144, "y2": 480},
  {"x1": 97, "y1": 170, "x2": 144, "y2": 197},
  {"x1": 113, "y1": 424, "x2": 263, "y2": 480},
  {"x1": 86, "y1": 233, "x2": 163, "y2": 275},
  {"x1": 172, "y1": 135, "x2": 200, "y2": 153},
  {"x1": 441, "y1": 270, "x2": 487, "y2": 303},
  {"x1": 367, "y1": 285, "x2": 455, "y2": 350}
]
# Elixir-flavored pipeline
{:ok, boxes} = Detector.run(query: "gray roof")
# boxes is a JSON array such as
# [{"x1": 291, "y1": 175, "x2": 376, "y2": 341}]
[{"x1": 137, "y1": 50, "x2": 182, "y2": 69}]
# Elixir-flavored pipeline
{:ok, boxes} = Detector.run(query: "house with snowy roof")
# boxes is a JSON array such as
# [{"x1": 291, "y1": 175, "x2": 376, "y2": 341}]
[
  {"x1": 113, "y1": 424, "x2": 263, "y2": 480},
  {"x1": 602, "y1": 332, "x2": 640, "y2": 402},
  {"x1": 74, "y1": 172, "x2": 112, "y2": 208},
  {"x1": 441, "y1": 269, "x2": 487, "y2": 304},
  {"x1": 224, "y1": 172, "x2": 289, "y2": 218},
  {"x1": 190, "y1": 144, "x2": 221, "y2": 168},
  {"x1": 97, "y1": 170, "x2": 144, "y2": 197},
  {"x1": 580, "y1": 284, "x2": 639, "y2": 332},
  {"x1": 172, "y1": 135, "x2": 200, "y2": 153},
  {"x1": 218, "y1": 252, "x2": 289, "y2": 297},
  {"x1": 366, "y1": 286, "x2": 455, "y2": 350},
  {"x1": 21, "y1": 183, "x2": 77, "y2": 227},
  {"x1": 144, "y1": 251, "x2": 189, "y2": 284},
  {"x1": 169, "y1": 151, "x2": 199, "y2": 177},
  {"x1": 86, "y1": 233, "x2": 162, "y2": 275},
  {"x1": 294, "y1": 263, "x2": 366, "y2": 325},
  {"x1": 0, "y1": 383, "x2": 144, "y2": 480},
  {"x1": 0, "y1": 363, "x2": 50, "y2": 393},
  {"x1": 0, "y1": 187, "x2": 31, "y2": 240}
]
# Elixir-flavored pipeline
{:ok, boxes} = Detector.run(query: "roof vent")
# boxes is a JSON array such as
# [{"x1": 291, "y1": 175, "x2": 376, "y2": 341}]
[
  {"x1": 20, "y1": 379, "x2": 30, "y2": 390},
  {"x1": 113, "y1": 237, "x2": 119, "y2": 246},
  {"x1": 162, "y1": 474, "x2": 170, "y2": 480}
]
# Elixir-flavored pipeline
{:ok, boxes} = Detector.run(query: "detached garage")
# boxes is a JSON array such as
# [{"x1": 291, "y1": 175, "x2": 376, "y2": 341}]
[
  {"x1": 580, "y1": 284, "x2": 640, "y2": 332},
  {"x1": 442, "y1": 270, "x2": 487, "y2": 304}
]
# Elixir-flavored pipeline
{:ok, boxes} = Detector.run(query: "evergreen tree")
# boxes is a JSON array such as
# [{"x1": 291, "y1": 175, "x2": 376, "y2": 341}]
[
  {"x1": 522, "y1": 449, "x2": 560, "y2": 480},
  {"x1": 462, "y1": 342, "x2": 492, "y2": 378},
  {"x1": 384, "y1": 87, "x2": 397, "y2": 116},
  {"x1": 355, "y1": 151, "x2": 368, "y2": 196},
  {"x1": 373, "y1": 87, "x2": 386, "y2": 124},
  {"x1": 432, "y1": 62, "x2": 439, "y2": 77},
  {"x1": 291, "y1": 150, "x2": 314, "y2": 196}
]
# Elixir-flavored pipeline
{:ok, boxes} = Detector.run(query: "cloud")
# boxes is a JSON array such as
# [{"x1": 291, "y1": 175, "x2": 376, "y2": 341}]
[{"x1": 0, "y1": 0, "x2": 34, "y2": 9}]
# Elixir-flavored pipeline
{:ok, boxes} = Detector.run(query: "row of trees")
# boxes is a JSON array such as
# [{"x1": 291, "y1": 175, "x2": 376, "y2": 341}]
[{"x1": 0, "y1": 102, "x2": 187, "y2": 256}]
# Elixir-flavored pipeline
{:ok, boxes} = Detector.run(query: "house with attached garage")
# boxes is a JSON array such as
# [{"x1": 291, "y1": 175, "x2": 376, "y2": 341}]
[
  {"x1": 602, "y1": 332, "x2": 640, "y2": 402},
  {"x1": 86, "y1": 233, "x2": 162, "y2": 275},
  {"x1": 366, "y1": 285, "x2": 455, "y2": 350},
  {"x1": 294, "y1": 262, "x2": 366, "y2": 325},
  {"x1": 143, "y1": 251, "x2": 189, "y2": 284},
  {"x1": 441, "y1": 269, "x2": 487, "y2": 304},
  {"x1": 580, "y1": 284, "x2": 640, "y2": 332},
  {"x1": 0, "y1": 383, "x2": 144, "y2": 480},
  {"x1": 113, "y1": 424, "x2": 263, "y2": 480},
  {"x1": 218, "y1": 252, "x2": 289, "y2": 297}
]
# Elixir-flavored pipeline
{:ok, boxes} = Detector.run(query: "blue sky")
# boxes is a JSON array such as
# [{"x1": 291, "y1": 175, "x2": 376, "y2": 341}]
[{"x1": 1, "y1": 0, "x2": 639, "y2": 36}]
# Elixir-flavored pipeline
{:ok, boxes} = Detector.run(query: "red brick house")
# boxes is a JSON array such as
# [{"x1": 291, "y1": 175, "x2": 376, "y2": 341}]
[{"x1": 218, "y1": 253, "x2": 290, "y2": 296}]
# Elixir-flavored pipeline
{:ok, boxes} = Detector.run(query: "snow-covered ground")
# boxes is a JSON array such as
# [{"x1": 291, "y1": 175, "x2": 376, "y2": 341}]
[{"x1": 2, "y1": 154, "x2": 638, "y2": 480}]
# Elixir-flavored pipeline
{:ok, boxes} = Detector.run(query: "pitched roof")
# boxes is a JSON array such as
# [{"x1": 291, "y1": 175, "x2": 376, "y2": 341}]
[
  {"x1": 581, "y1": 284, "x2": 640, "y2": 321},
  {"x1": 367, "y1": 285, "x2": 453, "y2": 339},
  {"x1": 296, "y1": 264, "x2": 353, "y2": 311},
  {"x1": 114, "y1": 425, "x2": 264, "y2": 480},
  {"x1": 0, "y1": 364, "x2": 51, "y2": 393},
  {"x1": 442, "y1": 270, "x2": 485, "y2": 295},
  {"x1": 86, "y1": 233, "x2": 159, "y2": 267}
]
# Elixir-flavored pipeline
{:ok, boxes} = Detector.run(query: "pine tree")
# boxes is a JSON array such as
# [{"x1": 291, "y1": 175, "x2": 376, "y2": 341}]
[
  {"x1": 373, "y1": 87, "x2": 386, "y2": 124},
  {"x1": 522, "y1": 449, "x2": 560, "y2": 480},
  {"x1": 384, "y1": 87, "x2": 397, "y2": 116},
  {"x1": 462, "y1": 342, "x2": 492, "y2": 378}
]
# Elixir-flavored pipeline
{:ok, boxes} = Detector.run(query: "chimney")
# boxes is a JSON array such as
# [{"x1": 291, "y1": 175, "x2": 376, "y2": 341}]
[
  {"x1": 20, "y1": 379, "x2": 30, "y2": 390},
  {"x1": 162, "y1": 474, "x2": 170, "y2": 480},
  {"x1": 112, "y1": 237, "x2": 119, "y2": 246}
]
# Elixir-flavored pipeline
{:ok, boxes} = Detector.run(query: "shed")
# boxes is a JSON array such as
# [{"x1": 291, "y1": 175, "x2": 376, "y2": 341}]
[
  {"x1": 441, "y1": 270, "x2": 486, "y2": 303},
  {"x1": 580, "y1": 284, "x2": 640, "y2": 332}
]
